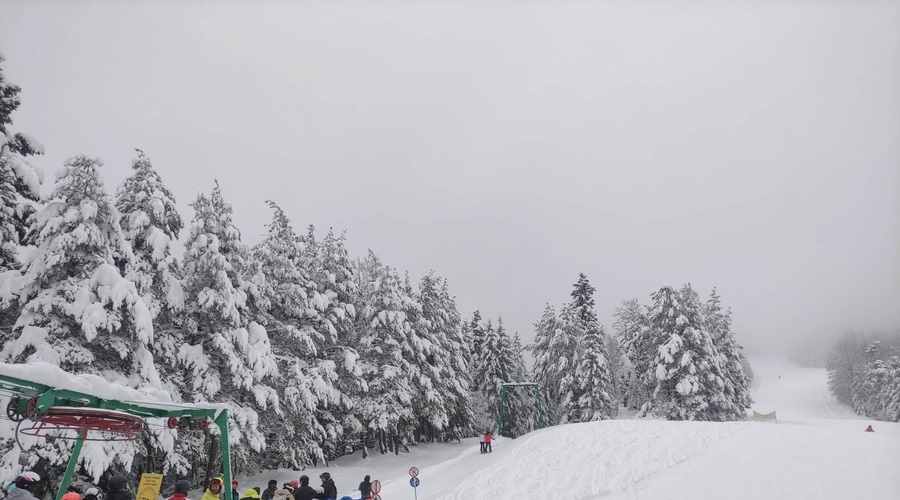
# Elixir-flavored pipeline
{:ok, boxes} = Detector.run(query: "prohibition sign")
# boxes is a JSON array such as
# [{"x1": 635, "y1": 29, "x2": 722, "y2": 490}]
[
  {"x1": 409, "y1": 466, "x2": 419, "y2": 477},
  {"x1": 371, "y1": 480, "x2": 381, "y2": 494}
]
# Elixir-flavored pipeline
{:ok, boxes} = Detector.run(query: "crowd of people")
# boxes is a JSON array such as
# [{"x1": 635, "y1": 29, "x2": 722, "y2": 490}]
[{"x1": 2, "y1": 471, "x2": 374, "y2": 500}]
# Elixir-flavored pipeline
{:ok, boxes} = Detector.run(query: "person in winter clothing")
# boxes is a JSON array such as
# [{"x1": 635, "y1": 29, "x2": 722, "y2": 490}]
[
  {"x1": 201, "y1": 477, "x2": 223, "y2": 500},
  {"x1": 484, "y1": 430, "x2": 493, "y2": 453},
  {"x1": 166, "y1": 480, "x2": 191, "y2": 500},
  {"x1": 83, "y1": 487, "x2": 102, "y2": 500},
  {"x1": 479, "y1": 432, "x2": 485, "y2": 453},
  {"x1": 106, "y1": 475, "x2": 133, "y2": 500},
  {"x1": 62, "y1": 485, "x2": 82, "y2": 500},
  {"x1": 231, "y1": 480, "x2": 239, "y2": 500},
  {"x1": 7, "y1": 471, "x2": 41, "y2": 500},
  {"x1": 238, "y1": 488, "x2": 260, "y2": 500},
  {"x1": 260, "y1": 481, "x2": 277, "y2": 500},
  {"x1": 314, "y1": 473, "x2": 336, "y2": 500},
  {"x1": 272, "y1": 488, "x2": 292, "y2": 500},
  {"x1": 291, "y1": 477, "x2": 315, "y2": 500},
  {"x1": 357, "y1": 476, "x2": 372, "y2": 500}
]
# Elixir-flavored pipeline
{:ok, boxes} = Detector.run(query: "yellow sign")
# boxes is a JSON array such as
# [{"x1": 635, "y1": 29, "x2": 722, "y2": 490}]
[{"x1": 137, "y1": 473, "x2": 164, "y2": 500}]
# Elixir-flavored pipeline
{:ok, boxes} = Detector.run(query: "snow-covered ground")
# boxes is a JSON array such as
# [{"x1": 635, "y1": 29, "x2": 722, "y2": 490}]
[{"x1": 244, "y1": 355, "x2": 900, "y2": 500}]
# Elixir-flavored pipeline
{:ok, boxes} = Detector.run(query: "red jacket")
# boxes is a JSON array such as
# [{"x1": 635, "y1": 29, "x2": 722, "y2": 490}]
[
  {"x1": 485, "y1": 433, "x2": 493, "y2": 443},
  {"x1": 168, "y1": 493, "x2": 189, "y2": 500}
]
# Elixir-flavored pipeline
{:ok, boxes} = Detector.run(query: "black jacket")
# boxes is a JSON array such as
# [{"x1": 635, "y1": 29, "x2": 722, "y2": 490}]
[
  {"x1": 261, "y1": 486, "x2": 277, "y2": 500},
  {"x1": 106, "y1": 488, "x2": 134, "y2": 500},
  {"x1": 358, "y1": 480, "x2": 371, "y2": 499},
  {"x1": 314, "y1": 480, "x2": 336, "y2": 500},
  {"x1": 291, "y1": 486, "x2": 316, "y2": 500}
]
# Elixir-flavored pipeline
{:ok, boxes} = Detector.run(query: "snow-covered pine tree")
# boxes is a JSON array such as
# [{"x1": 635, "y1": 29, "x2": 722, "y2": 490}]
[
  {"x1": 613, "y1": 298, "x2": 650, "y2": 410},
  {"x1": 603, "y1": 332, "x2": 626, "y2": 410},
  {"x1": 112, "y1": 149, "x2": 190, "y2": 477},
  {"x1": 826, "y1": 333, "x2": 866, "y2": 408},
  {"x1": 565, "y1": 274, "x2": 614, "y2": 422},
  {"x1": 641, "y1": 284, "x2": 732, "y2": 421},
  {"x1": 0, "y1": 155, "x2": 18, "y2": 273},
  {"x1": 413, "y1": 272, "x2": 473, "y2": 442},
  {"x1": 309, "y1": 228, "x2": 357, "y2": 341},
  {"x1": 438, "y1": 278, "x2": 475, "y2": 438},
  {"x1": 570, "y1": 324, "x2": 616, "y2": 421},
  {"x1": 854, "y1": 342, "x2": 886, "y2": 417},
  {"x1": 467, "y1": 310, "x2": 485, "y2": 361},
  {"x1": 351, "y1": 251, "x2": 418, "y2": 455},
  {"x1": 0, "y1": 155, "x2": 159, "y2": 480},
  {"x1": 114, "y1": 150, "x2": 186, "y2": 402},
  {"x1": 527, "y1": 303, "x2": 569, "y2": 425},
  {"x1": 252, "y1": 201, "x2": 348, "y2": 468},
  {"x1": 500, "y1": 327, "x2": 538, "y2": 437},
  {"x1": 179, "y1": 182, "x2": 278, "y2": 472},
  {"x1": 704, "y1": 288, "x2": 752, "y2": 417},
  {"x1": 474, "y1": 319, "x2": 504, "y2": 432},
  {"x1": 115, "y1": 150, "x2": 184, "y2": 320},
  {"x1": 0, "y1": 55, "x2": 44, "y2": 273},
  {"x1": 882, "y1": 356, "x2": 900, "y2": 422},
  {"x1": 552, "y1": 304, "x2": 581, "y2": 423},
  {"x1": 0, "y1": 55, "x2": 44, "y2": 347},
  {"x1": 303, "y1": 227, "x2": 361, "y2": 460}
]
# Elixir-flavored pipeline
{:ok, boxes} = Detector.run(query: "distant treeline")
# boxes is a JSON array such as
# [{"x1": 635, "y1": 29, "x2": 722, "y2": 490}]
[{"x1": 826, "y1": 333, "x2": 900, "y2": 421}]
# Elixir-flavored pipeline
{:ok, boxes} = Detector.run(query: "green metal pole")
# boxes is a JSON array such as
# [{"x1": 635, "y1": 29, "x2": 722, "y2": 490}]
[
  {"x1": 56, "y1": 431, "x2": 85, "y2": 500},
  {"x1": 216, "y1": 410, "x2": 230, "y2": 496},
  {"x1": 498, "y1": 387, "x2": 506, "y2": 436}
]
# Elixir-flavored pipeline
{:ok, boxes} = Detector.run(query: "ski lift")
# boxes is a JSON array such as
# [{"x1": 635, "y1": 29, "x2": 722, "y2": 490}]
[{"x1": 0, "y1": 365, "x2": 233, "y2": 500}]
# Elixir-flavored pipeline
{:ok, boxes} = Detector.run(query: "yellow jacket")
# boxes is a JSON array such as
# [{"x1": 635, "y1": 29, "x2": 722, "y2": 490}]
[
  {"x1": 201, "y1": 488, "x2": 222, "y2": 500},
  {"x1": 239, "y1": 490, "x2": 260, "y2": 500}
]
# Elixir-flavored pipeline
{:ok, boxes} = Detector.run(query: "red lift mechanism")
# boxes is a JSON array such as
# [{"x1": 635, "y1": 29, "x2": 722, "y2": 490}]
[{"x1": 18, "y1": 406, "x2": 145, "y2": 441}]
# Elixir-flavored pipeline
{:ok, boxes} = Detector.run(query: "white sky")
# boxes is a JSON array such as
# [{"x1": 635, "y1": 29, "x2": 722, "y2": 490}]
[{"x1": 1, "y1": 1, "x2": 898, "y2": 354}]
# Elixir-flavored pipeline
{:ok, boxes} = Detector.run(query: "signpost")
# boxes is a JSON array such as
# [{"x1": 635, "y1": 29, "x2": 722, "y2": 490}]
[
  {"x1": 409, "y1": 466, "x2": 420, "y2": 500},
  {"x1": 371, "y1": 479, "x2": 381, "y2": 500},
  {"x1": 136, "y1": 473, "x2": 163, "y2": 500}
]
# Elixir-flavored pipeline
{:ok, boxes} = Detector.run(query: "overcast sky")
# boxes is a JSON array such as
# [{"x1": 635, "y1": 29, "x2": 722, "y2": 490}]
[{"x1": 2, "y1": 1, "x2": 898, "y2": 355}]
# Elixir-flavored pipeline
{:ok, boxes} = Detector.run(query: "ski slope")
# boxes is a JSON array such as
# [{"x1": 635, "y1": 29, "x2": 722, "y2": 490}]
[{"x1": 248, "y1": 356, "x2": 900, "y2": 500}]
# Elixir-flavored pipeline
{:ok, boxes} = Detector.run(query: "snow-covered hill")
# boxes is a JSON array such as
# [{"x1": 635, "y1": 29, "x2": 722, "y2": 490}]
[{"x1": 249, "y1": 355, "x2": 900, "y2": 500}]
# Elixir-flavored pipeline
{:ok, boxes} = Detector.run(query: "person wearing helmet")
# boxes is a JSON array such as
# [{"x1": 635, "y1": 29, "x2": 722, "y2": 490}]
[
  {"x1": 290, "y1": 477, "x2": 315, "y2": 500},
  {"x1": 7, "y1": 471, "x2": 41, "y2": 500},
  {"x1": 238, "y1": 487, "x2": 260, "y2": 500},
  {"x1": 106, "y1": 475, "x2": 133, "y2": 500},
  {"x1": 83, "y1": 487, "x2": 103, "y2": 500},
  {"x1": 166, "y1": 480, "x2": 191, "y2": 500},
  {"x1": 201, "y1": 478, "x2": 223, "y2": 500},
  {"x1": 314, "y1": 473, "x2": 336, "y2": 500},
  {"x1": 260, "y1": 481, "x2": 277, "y2": 500},
  {"x1": 230, "y1": 480, "x2": 239, "y2": 500},
  {"x1": 62, "y1": 485, "x2": 82, "y2": 500}
]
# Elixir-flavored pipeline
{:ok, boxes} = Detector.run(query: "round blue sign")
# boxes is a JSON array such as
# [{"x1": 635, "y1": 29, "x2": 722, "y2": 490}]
[{"x1": 410, "y1": 477, "x2": 420, "y2": 488}]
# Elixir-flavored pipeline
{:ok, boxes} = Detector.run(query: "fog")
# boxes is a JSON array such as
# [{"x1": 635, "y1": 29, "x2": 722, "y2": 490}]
[{"x1": 2, "y1": 1, "x2": 898, "y2": 356}]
